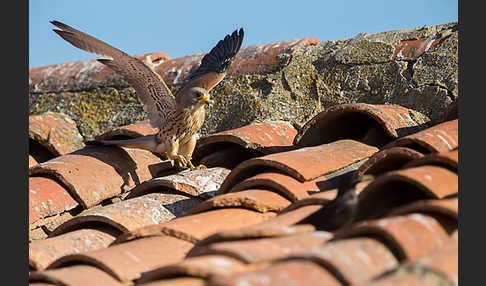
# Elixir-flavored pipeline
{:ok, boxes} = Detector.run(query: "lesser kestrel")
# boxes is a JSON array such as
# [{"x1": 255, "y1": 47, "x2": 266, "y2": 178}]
[{"x1": 51, "y1": 20, "x2": 244, "y2": 169}]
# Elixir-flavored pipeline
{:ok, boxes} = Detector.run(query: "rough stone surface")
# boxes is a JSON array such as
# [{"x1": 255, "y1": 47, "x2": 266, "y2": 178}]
[{"x1": 29, "y1": 22, "x2": 457, "y2": 140}]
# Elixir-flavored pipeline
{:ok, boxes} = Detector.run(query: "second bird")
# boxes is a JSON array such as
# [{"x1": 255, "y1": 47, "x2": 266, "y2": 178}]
[{"x1": 51, "y1": 20, "x2": 244, "y2": 169}]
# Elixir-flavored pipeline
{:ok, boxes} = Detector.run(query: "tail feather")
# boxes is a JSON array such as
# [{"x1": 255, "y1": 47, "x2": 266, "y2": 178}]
[{"x1": 98, "y1": 135, "x2": 160, "y2": 152}]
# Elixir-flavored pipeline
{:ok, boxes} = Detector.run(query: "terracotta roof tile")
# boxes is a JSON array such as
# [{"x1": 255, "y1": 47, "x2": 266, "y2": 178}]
[
  {"x1": 402, "y1": 149, "x2": 458, "y2": 172},
  {"x1": 126, "y1": 167, "x2": 231, "y2": 200},
  {"x1": 192, "y1": 121, "x2": 297, "y2": 168},
  {"x1": 334, "y1": 213, "x2": 454, "y2": 261},
  {"x1": 29, "y1": 229, "x2": 117, "y2": 270},
  {"x1": 30, "y1": 264, "x2": 123, "y2": 286},
  {"x1": 357, "y1": 147, "x2": 424, "y2": 177},
  {"x1": 29, "y1": 176, "x2": 79, "y2": 227},
  {"x1": 384, "y1": 119, "x2": 458, "y2": 153},
  {"x1": 29, "y1": 112, "x2": 85, "y2": 163},
  {"x1": 47, "y1": 235, "x2": 193, "y2": 283},
  {"x1": 114, "y1": 208, "x2": 276, "y2": 245},
  {"x1": 294, "y1": 103, "x2": 426, "y2": 148},
  {"x1": 188, "y1": 229, "x2": 330, "y2": 264},
  {"x1": 29, "y1": 52, "x2": 170, "y2": 93},
  {"x1": 139, "y1": 255, "x2": 249, "y2": 283},
  {"x1": 364, "y1": 242, "x2": 457, "y2": 286},
  {"x1": 29, "y1": 155, "x2": 39, "y2": 168},
  {"x1": 29, "y1": 145, "x2": 164, "y2": 208},
  {"x1": 49, "y1": 192, "x2": 201, "y2": 236},
  {"x1": 219, "y1": 139, "x2": 378, "y2": 194},
  {"x1": 283, "y1": 237, "x2": 399, "y2": 285},
  {"x1": 94, "y1": 119, "x2": 159, "y2": 140},
  {"x1": 208, "y1": 259, "x2": 342, "y2": 286},
  {"x1": 392, "y1": 32, "x2": 453, "y2": 61},
  {"x1": 139, "y1": 277, "x2": 205, "y2": 286},
  {"x1": 189, "y1": 189, "x2": 292, "y2": 214},
  {"x1": 356, "y1": 165, "x2": 458, "y2": 220}
]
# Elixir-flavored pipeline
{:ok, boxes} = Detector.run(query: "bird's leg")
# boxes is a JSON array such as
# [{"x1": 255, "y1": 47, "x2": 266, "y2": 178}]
[
  {"x1": 179, "y1": 135, "x2": 206, "y2": 170},
  {"x1": 166, "y1": 141, "x2": 188, "y2": 168}
]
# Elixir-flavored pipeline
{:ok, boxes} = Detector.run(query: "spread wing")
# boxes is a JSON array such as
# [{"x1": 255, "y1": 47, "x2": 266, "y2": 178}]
[
  {"x1": 51, "y1": 20, "x2": 176, "y2": 128},
  {"x1": 175, "y1": 28, "x2": 244, "y2": 102}
]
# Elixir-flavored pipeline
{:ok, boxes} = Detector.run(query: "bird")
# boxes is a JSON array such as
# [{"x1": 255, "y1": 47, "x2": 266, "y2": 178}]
[
  {"x1": 300, "y1": 174, "x2": 374, "y2": 231},
  {"x1": 50, "y1": 20, "x2": 244, "y2": 170}
]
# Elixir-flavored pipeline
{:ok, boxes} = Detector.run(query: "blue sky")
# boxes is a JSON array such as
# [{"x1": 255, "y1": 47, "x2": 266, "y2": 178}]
[{"x1": 29, "y1": 0, "x2": 457, "y2": 68}]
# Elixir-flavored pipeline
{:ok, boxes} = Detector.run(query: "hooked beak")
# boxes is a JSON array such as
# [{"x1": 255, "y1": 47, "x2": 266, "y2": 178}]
[{"x1": 198, "y1": 94, "x2": 212, "y2": 106}]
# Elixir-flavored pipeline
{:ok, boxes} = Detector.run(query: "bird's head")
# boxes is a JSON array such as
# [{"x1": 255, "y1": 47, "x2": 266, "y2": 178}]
[{"x1": 180, "y1": 87, "x2": 213, "y2": 110}]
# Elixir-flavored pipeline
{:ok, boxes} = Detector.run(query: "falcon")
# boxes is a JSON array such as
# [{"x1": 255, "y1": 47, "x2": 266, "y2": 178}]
[{"x1": 51, "y1": 20, "x2": 244, "y2": 169}]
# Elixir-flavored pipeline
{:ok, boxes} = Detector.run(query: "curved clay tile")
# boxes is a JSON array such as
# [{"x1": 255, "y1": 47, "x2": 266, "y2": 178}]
[
  {"x1": 384, "y1": 119, "x2": 458, "y2": 154},
  {"x1": 29, "y1": 145, "x2": 164, "y2": 208},
  {"x1": 356, "y1": 146, "x2": 424, "y2": 177},
  {"x1": 126, "y1": 167, "x2": 231, "y2": 200},
  {"x1": 188, "y1": 228, "x2": 330, "y2": 264},
  {"x1": 137, "y1": 255, "x2": 248, "y2": 283},
  {"x1": 29, "y1": 176, "x2": 79, "y2": 227},
  {"x1": 30, "y1": 264, "x2": 123, "y2": 286},
  {"x1": 294, "y1": 103, "x2": 427, "y2": 148},
  {"x1": 47, "y1": 236, "x2": 194, "y2": 283},
  {"x1": 188, "y1": 189, "x2": 292, "y2": 214},
  {"x1": 356, "y1": 165, "x2": 458, "y2": 220},
  {"x1": 94, "y1": 120, "x2": 159, "y2": 141},
  {"x1": 29, "y1": 155, "x2": 38, "y2": 168},
  {"x1": 281, "y1": 237, "x2": 399, "y2": 286},
  {"x1": 218, "y1": 139, "x2": 378, "y2": 194},
  {"x1": 402, "y1": 149, "x2": 458, "y2": 172},
  {"x1": 49, "y1": 193, "x2": 201, "y2": 236},
  {"x1": 192, "y1": 121, "x2": 297, "y2": 169},
  {"x1": 113, "y1": 208, "x2": 276, "y2": 245},
  {"x1": 334, "y1": 213, "x2": 453, "y2": 261},
  {"x1": 208, "y1": 259, "x2": 342, "y2": 286},
  {"x1": 29, "y1": 112, "x2": 85, "y2": 163},
  {"x1": 29, "y1": 229, "x2": 118, "y2": 271}
]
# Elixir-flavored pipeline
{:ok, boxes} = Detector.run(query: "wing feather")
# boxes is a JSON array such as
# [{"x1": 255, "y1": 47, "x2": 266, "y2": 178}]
[
  {"x1": 176, "y1": 28, "x2": 244, "y2": 99},
  {"x1": 51, "y1": 20, "x2": 176, "y2": 128}
]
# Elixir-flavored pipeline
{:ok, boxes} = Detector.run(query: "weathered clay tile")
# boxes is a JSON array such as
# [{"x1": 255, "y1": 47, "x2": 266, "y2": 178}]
[
  {"x1": 95, "y1": 119, "x2": 159, "y2": 140},
  {"x1": 29, "y1": 176, "x2": 79, "y2": 226},
  {"x1": 364, "y1": 242, "x2": 458, "y2": 286},
  {"x1": 29, "y1": 112, "x2": 85, "y2": 162},
  {"x1": 392, "y1": 31, "x2": 453, "y2": 61},
  {"x1": 286, "y1": 237, "x2": 399, "y2": 285},
  {"x1": 29, "y1": 229, "x2": 118, "y2": 270},
  {"x1": 29, "y1": 145, "x2": 164, "y2": 208},
  {"x1": 48, "y1": 236, "x2": 194, "y2": 283},
  {"x1": 189, "y1": 189, "x2": 292, "y2": 214},
  {"x1": 138, "y1": 255, "x2": 249, "y2": 283},
  {"x1": 334, "y1": 213, "x2": 453, "y2": 261},
  {"x1": 50, "y1": 192, "x2": 201, "y2": 236},
  {"x1": 189, "y1": 230, "x2": 331, "y2": 264},
  {"x1": 114, "y1": 208, "x2": 276, "y2": 245},
  {"x1": 357, "y1": 147, "x2": 424, "y2": 177},
  {"x1": 356, "y1": 165, "x2": 458, "y2": 220},
  {"x1": 208, "y1": 259, "x2": 342, "y2": 286},
  {"x1": 219, "y1": 139, "x2": 378, "y2": 194},
  {"x1": 138, "y1": 277, "x2": 205, "y2": 286},
  {"x1": 384, "y1": 119, "x2": 458, "y2": 153},
  {"x1": 402, "y1": 149, "x2": 458, "y2": 172},
  {"x1": 194, "y1": 224, "x2": 317, "y2": 247},
  {"x1": 155, "y1": 38, "x2": 319, "y2": 86},
  {"x1": 192, "y1": 121, "x2": 297, "y2": 168},
  {"x1": 29, "y1": 52, "x2": 170, "y2": 93},
  {"x1": 254, "y1": 205, "x2": 326, "y2": 229},
  {"x1": 228, "y1": 172, "x2": 323, "y2": 202},
  {"x1": 294, "y1": 103, "x2": 426, "y2": 148},
  {"x1": 126, "y1": 167, "x2": 231, "y2": 200},
  {"x1": 30, "y1": 264, "x2": 123, "y2": 286}
]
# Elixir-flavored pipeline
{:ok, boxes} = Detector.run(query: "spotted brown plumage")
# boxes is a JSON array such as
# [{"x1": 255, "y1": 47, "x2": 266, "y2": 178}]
[{"x1": 51, "y1": 20, "x2": 244, "y2": 169}]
